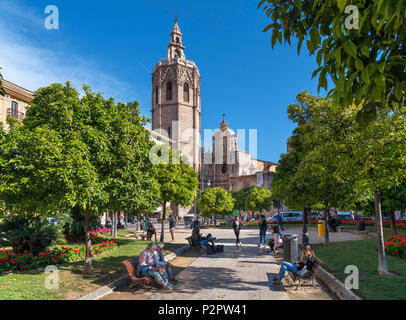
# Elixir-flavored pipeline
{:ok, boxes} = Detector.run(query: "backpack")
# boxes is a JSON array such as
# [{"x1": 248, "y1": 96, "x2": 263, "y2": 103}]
[{"x1": 206, "y1": 245, "x2": 214, "y2": 255}]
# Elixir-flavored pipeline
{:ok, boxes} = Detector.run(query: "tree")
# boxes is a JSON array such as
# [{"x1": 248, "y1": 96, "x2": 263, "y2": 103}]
[
  {"x1": 230, "y1": 185, "x2": 255, "y2": 217},
  {"x1": 1, "y1": 82, "x2": 160, "y2": 273},
  {"x1": 335, "y1": 110, "x2": 406, "y2": 275},
  {"x1": 258, "y1": 0, "x2": 406, "y2": 125},
  {"x1": 197, "y1": 187, "x2": 235, "y2": 226},
  {"x1": 287, "y1": 91, "x2": 372, "y2": 246},
  {"x1": 155, "y1": 145, "x2": 199, "y2": 242},
  {"x1": 381, "y1": 183, "x2": 406, "y2": 235},
  {"x1": 246, "y1": 187, "x2": 273, "y2": 217}
]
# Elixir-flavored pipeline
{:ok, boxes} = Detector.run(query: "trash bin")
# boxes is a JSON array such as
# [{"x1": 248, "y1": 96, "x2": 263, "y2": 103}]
[
  {"x1": 318, "y1": 220, "x2": 325, "y2": 237},
  {"x1": 283, "y1": 234, "x2": 298, "y2": 263},
  {"x1": 357, "y1": 221, "x2": 365, "y2": 231}
]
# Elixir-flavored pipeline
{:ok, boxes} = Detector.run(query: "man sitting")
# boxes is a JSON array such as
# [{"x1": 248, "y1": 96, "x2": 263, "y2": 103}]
[
  {"x1": 147, "y1": 222, "x2": 158, "y2": 241},
  {"x1": 191, "y1": 227, "x2": 216, "y2": 247},
  {"x1": 137, "y1": 243, "x2": 173, "y2": 290},
  {"x1": 153, "y1": 243, "x2": 177, "y2": 285}
]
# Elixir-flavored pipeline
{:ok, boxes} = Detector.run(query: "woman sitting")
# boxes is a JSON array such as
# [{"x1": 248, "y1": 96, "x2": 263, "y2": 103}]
[
  {"x1": 268, "y1": 225, "x2": 283, "y2": 255},
  {"x1": 272, "y1": 243, "x2": 317, "y2": 285}
]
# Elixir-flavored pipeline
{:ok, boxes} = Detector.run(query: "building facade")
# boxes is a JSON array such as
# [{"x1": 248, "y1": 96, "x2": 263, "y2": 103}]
[
  {"x1": 0, "y1": 79, "x2": 33, "y2": 127},
  {"x1": 151, "y1": 18, "x2": 201, "y2": 172}
]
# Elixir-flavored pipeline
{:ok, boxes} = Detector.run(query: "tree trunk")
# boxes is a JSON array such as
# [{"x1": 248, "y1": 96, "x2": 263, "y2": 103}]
[
  {"x1": 374, "y1": 188, "x2": 390, "y2": 276},
  {"x1": 324, "y1": 200, "x2": 330, "y2": 247},
  {"x1": 302, "y1": 207, "x2": 310, "y2": 245},
  {"x1": 160, "y1": 202, "x2": 166, "y2": 242},
  {"x1": 83, "y1": 207, "x2": 92, "y2": 274},
  {"x1": 113, "y1": 211, "x2": 118, "y2": 237},
  {"x1": 389, "y1": 211, "x2": 398, "y2": 235}
]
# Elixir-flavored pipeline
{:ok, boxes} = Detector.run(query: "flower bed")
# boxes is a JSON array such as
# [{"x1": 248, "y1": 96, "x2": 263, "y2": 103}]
[
  {"x1": 385, "y1": 235, "x2": 406, "y2": 259},
  {"x1": 0, "y1": 232, "x2": 118, "y2": 274}
]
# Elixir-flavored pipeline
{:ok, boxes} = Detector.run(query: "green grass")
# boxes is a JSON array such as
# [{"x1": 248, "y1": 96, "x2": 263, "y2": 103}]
[
  {"x1": 0, "y1": 235, "x2": 183, "y2": 300},
  {"x1": 313, "y1": 229, "x2": 406, "y2": 300}
]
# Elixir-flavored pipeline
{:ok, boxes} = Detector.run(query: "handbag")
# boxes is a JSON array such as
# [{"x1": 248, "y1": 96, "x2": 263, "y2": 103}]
[{"x1": 296, "y1": 266, "x2": 308, "y2": 277}]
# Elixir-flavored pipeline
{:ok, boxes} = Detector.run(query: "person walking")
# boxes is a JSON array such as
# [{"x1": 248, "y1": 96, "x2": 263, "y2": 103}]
[
  {"x1": 169, "y1": 215, "x2": 176, "y2": 242},
  {"x1": 257, "y1": 215, "x2": 267, "y2": 248},
  {"x1": 232, "y1": 216, "x2": 243, "y2": 247},
  {"x1": 275, "y1": 212, "x2": 284, "y2": 231}
]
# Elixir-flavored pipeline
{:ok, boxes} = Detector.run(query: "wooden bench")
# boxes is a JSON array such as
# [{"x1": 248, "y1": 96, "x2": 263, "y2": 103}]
[
  {"x1": 121, "y1": 257, "x2": 153, "y2": 289},
  {"x1": 287, "y1": 257, "x2": 323, "y2": 289}
]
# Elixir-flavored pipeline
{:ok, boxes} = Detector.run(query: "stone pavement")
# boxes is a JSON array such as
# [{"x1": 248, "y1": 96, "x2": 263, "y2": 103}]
[{"x1": 148, "y1": 231, "x2": 289, "y2": 300}]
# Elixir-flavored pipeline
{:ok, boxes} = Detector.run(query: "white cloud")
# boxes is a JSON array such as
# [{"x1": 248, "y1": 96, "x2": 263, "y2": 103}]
[{"x1": 0, "y1": 1, "x2": 138, "y2": 103}]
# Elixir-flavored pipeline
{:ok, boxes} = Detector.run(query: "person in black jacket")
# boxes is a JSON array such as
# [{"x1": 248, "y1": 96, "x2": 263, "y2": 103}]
[
  {"x1": 257, "y1": 215, "x2": 267, "y2": 248},
  {"x1": 232, "y1": 216, "x2": 243, "y2": 247},
  {"x1": 169, "y1": 215, "x2": 176, "y2": 242}
]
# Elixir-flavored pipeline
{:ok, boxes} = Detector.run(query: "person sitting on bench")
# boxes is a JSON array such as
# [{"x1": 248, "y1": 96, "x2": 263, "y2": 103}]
[
  {"x1": 268, "y1": 225, "x2": 283, "y2": 255},
  {"x1": 147, "y1": 223, "x2": 157, "y2": 241},
  {"x1": 153, "y1": 242, "x2": 177, "y2": 285},
  {"x1": 137, "y1": 243, "x2": 173, "y2": 290},
  {"x1": 272, "y1": 244, "x2": 317, "y2": 285},
  {"x1": 191, "y1": 227, "x2": 215, "y2": 247}
]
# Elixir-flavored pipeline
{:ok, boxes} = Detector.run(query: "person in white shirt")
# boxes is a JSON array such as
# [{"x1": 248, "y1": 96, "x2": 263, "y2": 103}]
[{"x1": 153, "y1": 242, "x2": 177, "y2": 284}]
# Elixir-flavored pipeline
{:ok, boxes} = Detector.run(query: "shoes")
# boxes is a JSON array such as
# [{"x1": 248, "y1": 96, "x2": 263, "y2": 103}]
[
  {"x1": 239, "y1": 242, "x2": 242, "y2": 247},
  {"x1": 257, "y1": 244, "x2": 261, "y2": 248},
  {"x1": 163, "y1": 283, "x2": 174, "y2": 290}
]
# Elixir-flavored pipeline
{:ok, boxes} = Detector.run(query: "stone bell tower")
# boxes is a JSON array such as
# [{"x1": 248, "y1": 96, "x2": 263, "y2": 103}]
[{"x1": 151, "y1": 18, "x2": 201, "y2": 171}]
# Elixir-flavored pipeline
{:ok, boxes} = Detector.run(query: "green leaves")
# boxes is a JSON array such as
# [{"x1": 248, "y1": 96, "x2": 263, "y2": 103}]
[
  {"x1": 246, "y1": 186, "x2": 273, "y2": 214},
  {"x1": 258, "y1": 0, "x2": 406, "y2": 123},
  {"x1": 197, "y1": 187, "x2": 235, "y2": 218},
  {"x1": 336, "y1": 0, "x2": 347, "y2": 13}
]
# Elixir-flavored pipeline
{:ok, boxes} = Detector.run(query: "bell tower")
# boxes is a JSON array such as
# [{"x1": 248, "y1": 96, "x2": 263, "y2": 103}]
[{"x1": 151, "y1": 18, "x2": 201, "y2": 171}]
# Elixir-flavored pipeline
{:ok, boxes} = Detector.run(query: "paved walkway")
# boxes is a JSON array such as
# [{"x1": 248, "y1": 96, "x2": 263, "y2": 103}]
[
  {"x1": 149, "y1": 232, "x2": 289, "y2": 300},
  {"x1": 103, "y1": 226, "x2": 361, "y2": 300}
]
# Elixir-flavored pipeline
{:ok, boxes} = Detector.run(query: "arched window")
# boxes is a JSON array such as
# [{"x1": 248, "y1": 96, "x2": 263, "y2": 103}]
[
  {"x1": 155, "y1": 87, "x2": 159, "y2": 105},
  {"x1": 166, "y1": 82, "x2": 172, "y2": 101},
  {"x1": 183, "y1": 83, "x2": 189, "y2": 102},
  {"x1": 176, "y1": 37, "x2": 180, "y2": 43}
]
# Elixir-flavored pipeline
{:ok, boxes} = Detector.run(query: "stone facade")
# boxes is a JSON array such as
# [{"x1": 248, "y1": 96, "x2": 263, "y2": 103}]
[
  {"x1": 0, "y1": 79, "x2": 33, "y2": 129},
  {"x1": 151, "y1": 19, "x2": 201, "y2": 172}
]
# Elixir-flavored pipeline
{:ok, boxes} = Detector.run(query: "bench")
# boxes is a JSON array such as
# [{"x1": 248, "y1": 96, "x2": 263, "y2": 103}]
[
  {"x1": 287, "y1": 257, "x2": 323, "y2": 289},
  {"x1": 121, "y1": 257, "x2": 153, "y2": 289}
]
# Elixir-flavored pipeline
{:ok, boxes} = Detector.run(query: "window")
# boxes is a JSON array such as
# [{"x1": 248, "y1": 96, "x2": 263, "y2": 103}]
[
  {"x1": 166, "y1": 82, "x2": 172, "y2": 101},
  {"x1": 11, "y1": 101, "x2": 18, "y2": 115},
  {"x1": 168, "y1": 127, "x2": 171, "y2": 139},
  {"x1": 176, "y1": 37, "x2": 180, "y2": 43},
  {"x1": 183, "y1": 83, "x2": 189, "y2": 102},
  {"x1": 155, "y1": 87, "x2": 159, "y2": 105},
  {"x1": 221, "y1": 164, "x2": 227, "y2": 174}
]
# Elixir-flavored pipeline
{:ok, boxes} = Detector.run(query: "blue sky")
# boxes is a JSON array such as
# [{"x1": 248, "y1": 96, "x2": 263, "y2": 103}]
[{"x1": 0, "y1": 0, "x2": 327, "y2": 163}]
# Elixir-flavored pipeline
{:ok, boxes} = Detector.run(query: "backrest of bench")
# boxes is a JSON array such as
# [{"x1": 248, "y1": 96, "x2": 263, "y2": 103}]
[
  {"x1": 300, "y1": 257, "x2": 322, "y2": 279},
  {"x1": 122, "y1": 257, "x2": 139, "y2": 277}
]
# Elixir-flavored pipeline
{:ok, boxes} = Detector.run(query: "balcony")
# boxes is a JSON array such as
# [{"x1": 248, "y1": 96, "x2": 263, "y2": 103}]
[{"x1": 7, "y1": 108, "x2": 25, "y2": 121}]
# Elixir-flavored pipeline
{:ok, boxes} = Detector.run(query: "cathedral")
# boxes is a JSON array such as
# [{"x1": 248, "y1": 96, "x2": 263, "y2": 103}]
[{"x1": 151, "y1": 19, "x2": 278, "y2": 216}]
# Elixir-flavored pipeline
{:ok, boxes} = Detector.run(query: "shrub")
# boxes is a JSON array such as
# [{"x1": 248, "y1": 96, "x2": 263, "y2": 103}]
[
  {"x1": 0, "y1": 215, "x2": 61, "y2": 256},
  {"x1": 0, "y1": 232, "x2": 118, "y2": 274},
  {"x1": 385, "y1": 235, "x2": 406, "y2": 259}
]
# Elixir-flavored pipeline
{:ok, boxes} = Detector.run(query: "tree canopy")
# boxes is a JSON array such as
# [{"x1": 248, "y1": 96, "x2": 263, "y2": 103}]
[
  {"x1": 258, "y1": 0, "x2": 406, "y2": 125},
  {"x1": 0, "y1": 82, "x2": 160, "y2": 273},
  {"x1": 197, "y1": 187, "x2": 235, "y2": 219},
  {"x1": 246, "y1": 186, "x2": 273, "y2": 214}
]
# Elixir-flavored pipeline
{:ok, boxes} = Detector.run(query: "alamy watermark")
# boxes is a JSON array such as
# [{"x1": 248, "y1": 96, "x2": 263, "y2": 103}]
[
  {"x1": 44, "y1": 5, "x2": 59, "y2": 30},
  {"x1": 44, "y1": 265, "x2": 59, "y2": 289},
  {"x1": 344, "y1": 265, "x2": 359, "y2": 290}
]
